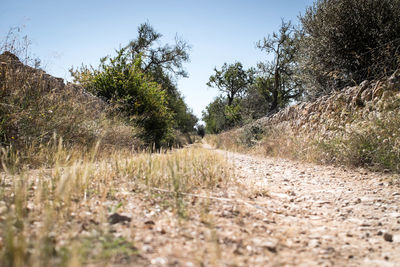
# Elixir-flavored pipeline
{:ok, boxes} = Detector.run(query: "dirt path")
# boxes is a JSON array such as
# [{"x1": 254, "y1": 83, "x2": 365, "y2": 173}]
[
  {"x1": 125, "y1": 146, "x2": 400, "y2": 266},
  {"x1": 213, "y1": 147, "x2": 400, "y2": 266}
]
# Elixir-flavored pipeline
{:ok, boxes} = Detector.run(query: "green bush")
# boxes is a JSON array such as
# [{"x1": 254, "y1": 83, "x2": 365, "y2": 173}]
[
  {"x1": 299, "y1": 0, "x2": 400, "y2": 97},
  {"x1": 71, "y1": 48, "x2": 173, "y2": 148},
  {"x1": 71, "y1": 23, "x2": 197, "y2": 148},
  {"x1": 239, "y1": 123, "x2": 265, "y2": 147}
]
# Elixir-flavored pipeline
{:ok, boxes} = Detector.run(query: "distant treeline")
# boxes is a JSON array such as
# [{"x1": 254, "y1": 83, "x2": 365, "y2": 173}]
[{"x1": 203, "y1": 0, "x2": 400, "y2": 134}]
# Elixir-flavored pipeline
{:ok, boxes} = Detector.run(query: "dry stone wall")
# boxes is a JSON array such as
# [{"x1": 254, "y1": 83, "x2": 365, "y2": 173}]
[{"x1": 246, "y1": 70, "x2": 400, "y2": 141}]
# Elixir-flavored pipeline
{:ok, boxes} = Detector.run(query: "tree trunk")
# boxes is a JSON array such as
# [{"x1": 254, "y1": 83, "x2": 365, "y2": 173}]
[
  {"x1": 270, "y1": 72, "x2": 279, "y2": 112},
  {"x1": 228, "y1": 95, "x2": 233, "y2": 106}
]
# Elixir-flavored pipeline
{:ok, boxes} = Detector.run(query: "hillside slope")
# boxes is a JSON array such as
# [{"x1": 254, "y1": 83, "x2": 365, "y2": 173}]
[
  {"x1": 0, "y1": 51, "x2": 141, "y2": 168},
  {"x1": 208, "y1": 71, "x2": 400, "y2": 173}
]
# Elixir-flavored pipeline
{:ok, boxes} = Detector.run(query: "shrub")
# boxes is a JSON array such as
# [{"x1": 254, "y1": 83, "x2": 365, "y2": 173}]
[
  {"x1": 0, "y1": 52, "x2": 141, "y2": 168},
  {"x1": 196, "y1": 124, "x2": 205, "y2": 138},
  {"x1": 70, "y1": 48, "x2": 172, "y2": 149},
  {"x1": 299, "y1": 0, "x2": 400, "y2": 97}
]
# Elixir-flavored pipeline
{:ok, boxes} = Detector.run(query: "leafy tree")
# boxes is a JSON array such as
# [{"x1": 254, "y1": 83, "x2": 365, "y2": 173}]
[
  {"x1": 152, "y1": 69, "x2": 197, "y2": 133},
  {"x1": 172, "y1": 97, "x2": 198, "y2": 133},
  {"x1": 203, "y1": 23, "x2": 303, "y2": 133},
  {"x1": 71, "y1": 48, "x2": 171, "y2": 148},
  {"x1": 224, "y1": 100, "x2": 242, "y2": 127},
  {"x1": 299, "y1": 0, "x2": 400, "y2": 97},
  {"x1": 126, "y1": 22, "x2": 190, "y2": 78},
  {"x1": 196, "y1": 124, "x2": 205, "y2": 138},
  {"x1": 256, "y1": 20, "x2": 303, "y2": 112},
  {"x1": 71, "y1": 23, "x2": 197, "y2": 147},
  {"x1": 125, "y1": 23, "x2": 197, "y2": 134},
  {"x1": 240, "y1": 78, "x2": 273, "y2": 122},
  {"x1": 202, "y1": 96, "x2": 228, "y2": 134},
  {"x1": 207, "y1": 62, "x2": 254, "y2": 106}
]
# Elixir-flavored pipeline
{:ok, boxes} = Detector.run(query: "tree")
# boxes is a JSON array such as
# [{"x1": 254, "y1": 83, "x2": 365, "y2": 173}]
[
  {"x1": 196, "y1": 124, "x2": 205, "y2": 138},
  {"x1": 299, "y1": 0, "x2": 400, "y2": 97},
  {"x1": 126, "y1": 22, "x2": 190, "y2": 78},
  {"x1": 240, "y1": 79, "x2": 273, "y2": 122},
  {"x1": 204, "y1": 62, "x2": 253, "y2": 133},
  {"x1": 151, "y1": 68, "x2": 197, "y2": 133},
  {"x1": 202, "y1": 96, "x2": 228, "y2": 134},
  {"x1": 256, "y1": 20, "x2": 303, "y2": 112},
  {"x1": 71, "y1": 48, "x2": 172, "y2": 148},
  {"x1": 70, "y1": 23, "x2": 197, "y2": 147},
  {"x1": 125, "y1": 23, "x2": 197, "y2": 134},
  {"x1": 207, "y1": 62, "x2": 254, "y2": 106}
]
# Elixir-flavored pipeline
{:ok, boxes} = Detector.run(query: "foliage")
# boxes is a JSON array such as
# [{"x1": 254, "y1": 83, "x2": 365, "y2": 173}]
[
  {"x1": 203, "y1": 22, "x2": 303, "y2": 133},
  {"x1": 0, "y1": 51, "x2": 139, "y2": 169},
  {"x1": 240, "y1": 123, "x2": 265, "y2": 147},
  {"x1": 71, "y1": 48, "x2": 172, "y2": 148},
  {"x1": 171, "y1": 96, "x2": 198, "y2": 133},
  {"x1": 223, "y1": 100, "x2": 242, "y2": 126},
  {"x1": 202, "y1": 97, "x2": 228, "y2": 134},
  {"x1": 207, "y1": 75, "x2": 400, "y2": 174},
  {"x1": 239, "y1": 78, "x2": 274, "y2": 121},
  {"x1": 125, "y1": 23, "x2": 197, "y2": 134},
  {"x1": 299, "y1": 0, "x2": 400, "y2": 97},
  {"x1": 207, "y1": 62, "x2": 254, "y2": 106},
  {"x1": 196, "y1": 124, "x2": 205, "y2": 138},
  {"x1": 203, "y1": 63, "x2": 254, "y2": 133},
  {"x1": 71, "y1": 23, "x2": 197, "y2": 148},
  {"x1": 256, "y1": 20, "x2": 303, "y2": 112},
  {"x1": 125, "y1": 22, "x2": 190, "y2": 78}
]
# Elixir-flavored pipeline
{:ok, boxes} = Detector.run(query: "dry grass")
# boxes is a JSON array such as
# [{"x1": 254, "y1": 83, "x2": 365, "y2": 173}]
[
  {"x1": 205, "y1": 76, "x2": 400, "y2": 173},
  {"x1": 0, "y1": 35, "x2": 234, "y2": 266},
  {"x1": 0, "y1": 143, "x2": 231, "y2": 266},
  {"x1": 0, "y1": 52, "x2": 143, "y2": 170}
]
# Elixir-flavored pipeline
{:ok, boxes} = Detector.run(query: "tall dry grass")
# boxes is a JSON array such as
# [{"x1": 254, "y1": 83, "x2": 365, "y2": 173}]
[
  {"x1": 0, "y1": 52, "x2": 142, "y2": 170},
  {"x1": 0, "y1": 31, "x2": 231, "y2": 266},
  {"x1": 0, "y1": 144, "x2": 231, "y2": 266},
  {"x1": 206, "y1": 76, "x2": 400, "y2": 173}
]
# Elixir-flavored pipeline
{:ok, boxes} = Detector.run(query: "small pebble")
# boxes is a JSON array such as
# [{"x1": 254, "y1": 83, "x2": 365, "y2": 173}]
[{"x1": 383, "y1": 233, "x2": 393, "y2": 242}]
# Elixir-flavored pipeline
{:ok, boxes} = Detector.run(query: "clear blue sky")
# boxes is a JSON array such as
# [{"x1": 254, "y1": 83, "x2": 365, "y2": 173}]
[{"x1": 1, "y1": 0, "x2": 314, "y2": 119}]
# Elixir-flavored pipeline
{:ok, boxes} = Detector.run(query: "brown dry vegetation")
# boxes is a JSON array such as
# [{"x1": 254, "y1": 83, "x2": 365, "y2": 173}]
[
  {"x1": 1, "y1": 51, "x2": 232, "y2": 266},
  {"x1": 206, "y1": 71, "x2": 400, "y2": 174},
  {"x1": 1, "y1": 30, "x2": 400, "y2": 267},
  {"x1": 0, "y1": 144, "x2": 232, "y2": 266},
  {"x1": 0, "y1": 52, "x2": 142, "y2": 170}
]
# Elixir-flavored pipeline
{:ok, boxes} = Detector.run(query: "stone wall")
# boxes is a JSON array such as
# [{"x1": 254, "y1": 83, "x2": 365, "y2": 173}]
[{"x1": 246, "y1": 70, "x2": 400, "y2": 140}]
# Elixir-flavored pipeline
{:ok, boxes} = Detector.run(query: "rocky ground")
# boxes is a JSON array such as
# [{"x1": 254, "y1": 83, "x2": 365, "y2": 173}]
[{"x1": 123, "y1": 145, "x2": 400, "y2": 266}]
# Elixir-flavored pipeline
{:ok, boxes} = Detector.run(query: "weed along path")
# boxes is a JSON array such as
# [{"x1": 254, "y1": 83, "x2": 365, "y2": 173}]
[
  {"x1": 190, "y1": 145, "x2": 400, "y2": 266},
  {"x1": 3, "y1": 145, "x2": 400, "y2": 266}
]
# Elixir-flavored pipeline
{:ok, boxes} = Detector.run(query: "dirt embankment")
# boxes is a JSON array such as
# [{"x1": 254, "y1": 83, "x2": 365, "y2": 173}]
[{"x1": 212, "y1": 71, "x2": 400, "y2": 172}]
